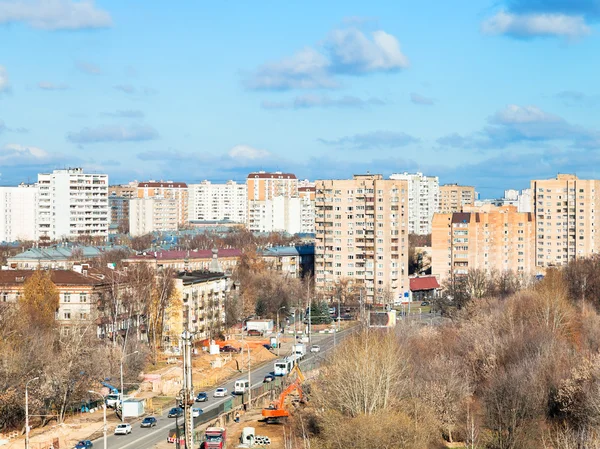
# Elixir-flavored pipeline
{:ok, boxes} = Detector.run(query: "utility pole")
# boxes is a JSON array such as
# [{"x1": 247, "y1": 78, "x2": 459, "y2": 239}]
[
  {"x1": 25, "y1": 377, "x2": 39, "y2": 449},
  {"x1": 181, "y1": 326, "x2": 194, "y2": 449}
]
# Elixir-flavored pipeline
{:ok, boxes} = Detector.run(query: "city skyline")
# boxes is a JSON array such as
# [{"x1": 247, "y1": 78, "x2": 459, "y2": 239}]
[{"x1": 1, "y1": 0, "x2": 599, "y2": 198}]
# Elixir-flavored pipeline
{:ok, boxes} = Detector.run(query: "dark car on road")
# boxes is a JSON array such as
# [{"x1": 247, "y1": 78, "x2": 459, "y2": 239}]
[
  {"x1": 74, "y1": 441, "x2": 93, "y2": 449},
  {"x1": 141, "y1": 417, "x2": 157, "y2": 428},
  {"x1": 195, "y1": 392, "x2": 208, "y2": 402},
  {"x1": 262, "y1": 344, "x2": 273, "y2": 351},
  {"x1": 168, "y1": 407, "x2": 184, "y2": 418},
  {"x1": 221, "y1": 345, "x2": 240, "y2": 353},
  {"x1": 263, "y1": 374, "x2": 275, "y2": 383}
]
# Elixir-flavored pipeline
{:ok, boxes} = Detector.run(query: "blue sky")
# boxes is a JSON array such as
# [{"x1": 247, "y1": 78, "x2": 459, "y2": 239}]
[{"x1": 0, "y1": 0, "x2": 599, "y2": 197}]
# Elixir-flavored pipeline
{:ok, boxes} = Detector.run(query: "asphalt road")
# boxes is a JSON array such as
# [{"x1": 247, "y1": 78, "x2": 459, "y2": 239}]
[{"x1": 92, "y1": 327, "x2": 355, "y2": 449}]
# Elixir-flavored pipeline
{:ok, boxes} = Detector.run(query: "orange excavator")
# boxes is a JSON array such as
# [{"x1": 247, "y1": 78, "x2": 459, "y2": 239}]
[{"x1": 262, "y1": 364, "x2": 306, "y2": 423}]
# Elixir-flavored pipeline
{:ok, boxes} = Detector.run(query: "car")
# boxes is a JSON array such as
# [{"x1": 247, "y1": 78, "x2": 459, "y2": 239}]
[
  {"x1": 105, "y1": 394, "x2": 120, "y2": 408},
  {"x1": 74, "y1": 440, "x2": 93, "y2": 449},
  {"x1": 263, "y1": 374, "x2": 275, "y2": 383},
  {"x1": 421, "y1": 301, "x2": 430, "y2": 306},
  {"x1": 192, "y1": 408, "x2": 203, "y2": 418},
  {"x1": 262, "y1": 344, "x2": 273, "y2": 351},
  {"x1": 140, "y1": 417, "x2": 157, "y2": 428},
  {"x1": 221, "y1": 345, "x2": 240, "y2": 353},
  {"x1": 310, "y1": 344, "x2": 320, "y2": 353},
  {"x1": 114, "y1": 424, "x2": 132, "y2": 435},
  {"x1": 247, "y1": 329, "x2": 263, "y2": 336},
  {"x1": 214, "y1": 387, "x2": 227, "y2": 397},
  {"x1": 195, "y1": 392, "x2": 208, "y2": 402},
  {"x1": 167, "y1": 407, "x2": 184, "y2": 418}
]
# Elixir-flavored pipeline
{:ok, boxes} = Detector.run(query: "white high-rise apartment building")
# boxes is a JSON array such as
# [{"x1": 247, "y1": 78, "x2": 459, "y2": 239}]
[
  {"x1": 299, "y1": 186, "x2": 316, "y2": 234},
  {"x1": 389, "y1": 172, "x2": 439, "y2": 235},
  {"x1": 0, "y1": 184, "x2": 38, "y2": 242},
  {"x1": 502, "y1": 189, "x2": 532, "y2": 213},
  {"x1": 247, "y1": 172, "x2": 300, "y2": 234},
  {"x1": 188, "y1": 181, "x2": 247, "y2": 223},
  {"x1": 129, "y1": 197, "x2": 178, "y2": 236},
  {"x1": 37, "y1": 168, "x2": 108, "y2": 241}
]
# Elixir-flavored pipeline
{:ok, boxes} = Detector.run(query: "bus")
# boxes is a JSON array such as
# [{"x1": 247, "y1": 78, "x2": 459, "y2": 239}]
[
  {"x1": 234, "y1": 378, "x2": 249, "y2": 395},
  {"x1": 274, "y1": 359, "x2": 293, "y2": 376}
]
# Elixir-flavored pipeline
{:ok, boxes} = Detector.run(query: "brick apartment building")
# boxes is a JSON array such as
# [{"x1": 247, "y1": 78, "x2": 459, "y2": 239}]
[
  {"x1": 315, "y1": 174, "x2": 410, "y2": 304},
  {"x1": 439, "y1": 183, "x2": 476, "y2": 213},
  {"x1": 431, "y1": 204, "x2": 535, "y2": 284}
]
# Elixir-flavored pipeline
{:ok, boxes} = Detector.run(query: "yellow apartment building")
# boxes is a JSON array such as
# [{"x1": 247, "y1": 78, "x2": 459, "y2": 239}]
[
  {"x1": 439, "y1": 184, "x2": 476, "y2": 213},
  {"x1": 315, "y1": 174, "x2": 410, "y2": 304}
]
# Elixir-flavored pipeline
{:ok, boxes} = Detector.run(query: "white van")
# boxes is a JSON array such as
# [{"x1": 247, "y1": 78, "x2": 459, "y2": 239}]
[
  {"x1": 234, "y1": 379, "x2": 250, "y2": 395},
  {"x1": 274, "y1": 359, "x2": 293, "y2": 376}
]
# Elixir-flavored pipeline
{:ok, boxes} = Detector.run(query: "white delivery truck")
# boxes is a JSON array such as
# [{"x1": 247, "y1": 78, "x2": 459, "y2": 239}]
[
  {"x1": 234, "y1": 378, "x2": 250, "y2": 395},
  {"x1": 246, "y1": 319, "x2": 274, "y2": 333},
  {"x1": 292, "y1": 343, "x2": 306, "y2": 359},
  {"x1": 274, "y1": 359, "x2": 293, "y2": 376}
]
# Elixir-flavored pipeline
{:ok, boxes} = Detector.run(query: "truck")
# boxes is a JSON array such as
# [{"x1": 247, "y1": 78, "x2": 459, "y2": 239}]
[
  {"x1": 292, "y1": 343, "x2": 306, "y2": 359},
  {"x1": 274, "y1": 359, "x2": 293, "y2": 376},
  {"x1": 203, "y1": 427, "x2": 226, "y2": 449},
  {"x1": 245, "y1": 319, "x2": 274, "y2": 334}
]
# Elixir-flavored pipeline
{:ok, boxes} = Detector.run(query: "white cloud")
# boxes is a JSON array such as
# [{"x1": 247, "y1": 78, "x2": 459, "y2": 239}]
[
  {"x1": 75, "y1": 60, "x2": 102, "y2": 75},
  {"x1": 38, "y1": 81, "x2": 68, "y2": 90},
  {"x1": 492, "y1": 104, "x2": 563, "y2": 124},
  {"x1": 0, "y1": 66, "x2": 10, "y2": 92},
  {"x1": 67, "y1": 124, "x2": 159, "y2": 143},
  {"x1": 228, "y1": 145, "x2": 271, "y2": 160},
  {"x1": 482, "y1": 10, "x2": 591, "y2": 38},
  {"x1": 0, "y1": 0, "x2": 112, "y2": 30},
  {"x1": 261, "y1": 94, "x2": 386, "y2": 110},
  {"x1": 3, "y1": 143, "x2": 47, "y2": 158},
  {"x1": 245, "y1": 26, "x2": 409, "y2": 90},
  {"x1": 410, "y1": 92, "x2": 435, "y2": 106},
  {"x1": 327, "y1": 28, "x2": 409, "y2": 73},
  {"x1": 114, "y1": 84, "x2": 135, "y2": 94}
]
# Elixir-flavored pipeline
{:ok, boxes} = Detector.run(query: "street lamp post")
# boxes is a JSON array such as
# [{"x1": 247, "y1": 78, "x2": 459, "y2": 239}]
[
  {"x1": 25, "y1": 377, "x2": 39, "y2": 449},
  {"x1": 276, "y1": 306, "x2": 286, "y2": 357},
  {"x1": 240, "y1": 341, "x2": 251, "y2": 409},
  {"x1": 88, "y1": 390, "x2": 107, "y2": 449},
  {"x1": 120, "y1": 350, "x2": 139, "y2": 421}
]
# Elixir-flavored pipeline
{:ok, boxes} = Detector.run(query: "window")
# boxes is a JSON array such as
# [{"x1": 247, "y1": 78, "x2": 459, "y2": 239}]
[
  {"x1": 63, "y1": 310, "x2": 71, "y2": 320},
  {"x1": 1, "y1": 292, "x2": 7, "y2": 302},
  {"x1": 64, "y1": 293, "x2": 71, "y2": 303}
]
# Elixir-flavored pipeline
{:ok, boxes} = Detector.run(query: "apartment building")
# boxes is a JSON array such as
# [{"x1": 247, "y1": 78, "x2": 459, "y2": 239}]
[
  {"x1": 299, "y1": 186, "x2": 316, "y2": 234},
  {"x1": 531, "y1": 174, "x2": 600, "y2": 268},
  {"x1": 188, "y1": 180, "x2": 247, "y2": 223},
  {"x1": 108, "y1": 196, "x2": 130, "y2": 233},
  {"x1": 389, "y1": 172, "x2": 439, "y2": 235},
  {"x1": 315, "y1": 174, "x2": 410, "y2": 304},
  {"x1": 439, "y1": 184, "x2": 476, "y2": 213},
  {"x1": 0, "y1": 183, "x2": 38, "y2": 242},
  {"x1": 137, "y1": 181, "x2": 188, "y2": 227},
  {"x1": 109, "y1": 182, "x2": 138, "y2": 198},
  {"x1": 431, "y1": 204, "x2": 535, "y2": 284},
  {"x1": 37, "y1": 168, "x2": 108, "y2": 241},
  {"x1": 129, "y1": 197, "x2": 178, "y2": 236},
  {"x1": 247, "y1": 171, "x2": 300, "y2": 233}
]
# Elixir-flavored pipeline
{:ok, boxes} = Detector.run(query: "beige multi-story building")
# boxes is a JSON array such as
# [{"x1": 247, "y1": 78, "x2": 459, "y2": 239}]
[
  {"x1": 247, "y1": 171, "x2": 300, "y2": 233},
  {"x1": 137, "y1": 181, "x2": 188, "y2": 227},
  {"x1": 531, "y1": 174, "x2": 600, "y2": 268},
  {"x1": 315, "y1": 174, "x2": 410, "y2": 304},
  {"x1": 109, "y1": 182, "x2": 138, "y2": 198},
  {"x1": 129, "y1": 197, "x2": 178, "y2": 236},
  {"x1": 431, "y1": 204, "x2": 535, "y2": 284},
  {"x1": 439, "y1": 183, "x2": 476, "y2": 213}
]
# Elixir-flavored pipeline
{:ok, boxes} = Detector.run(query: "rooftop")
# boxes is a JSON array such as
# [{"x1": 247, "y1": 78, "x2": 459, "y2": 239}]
[
  {"x1": 247, "y1": 171, "x2": 297, "y2": 179},
  {"x1": 409, "y1": 276, "x2": 440, "y2": 292},
  {"x1": 8, "y1": 245, "x2": 131, "y2": 262},
  {"x1": 128, "y1": 248, "x2": 242, "y2": 260},
  {"x1": 175, "y1": 270, "x2": 227, "y2": 284},
  {"x1": 0, "y1": 269, "x2": 108, "y2": 286}
]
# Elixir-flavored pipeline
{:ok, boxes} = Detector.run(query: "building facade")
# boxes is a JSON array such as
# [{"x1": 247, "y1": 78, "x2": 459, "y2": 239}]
[
  {"x1": 0, "y1": 184, "x2": 38, "y2": 242},
  {"x1": 37, "y1": 168, "x2": 109, "y2": 241},
  {"x1": 431, "y1": 204, "x2": 535, "y2": 284},
  {"x1": 129, "y1": 197, "x2": 179, "y2": 236},
  {"x1": 124, "y1": 248, "x2": 241, "y2": 274},
  {"x1": 299, "y1": 186, "x2": 316, "y2": 234},
  {"x1": 109, "y1": 182, "x2": 138, "y2": 198},
  {"x1": 439, "y1": 184, "x2": 476, "y2": 213},
  {"x1": 389, "y1": 172, "x2": 439, "y2": 235},
  {"x1": 137, "y1": 181, "x2": 188, "y2": 227},
  {"x1": 188, "y1": 180, "x2": 247, "y2": 223},
  {"x1": 246, "y1": 171, "x2": 300, "y2": 234},
  {"x1": 108, "y1": 196, "x2": 130, "y2": 233},
  {"x1": 531, "y1": 174, "x2": 600, "y2": 268},
  {"x1": 315, "y1": 174, "x2": 410, "y2": 304}
]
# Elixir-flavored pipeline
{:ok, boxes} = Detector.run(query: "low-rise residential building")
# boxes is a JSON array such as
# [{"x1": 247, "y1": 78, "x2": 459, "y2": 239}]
[
  {"x1": 439, "y1": 183, "x2": 476, "y2": 213},
  {"x1": 260, "y1": 244, "x2": 315, "y2": 278},
  {"x1": 5, "y1": 244, "x2": 130, "y2": 269},
  {"x1": 431, "y1": 204, "x2": 535, "y2": 284},
  {"x1": 163, "y1": 271, "x2": 231, "y2": 348},
  {"x1": 0, "y1": 183, "x2": 38, "y2": 242},
  {"x1": 124, "y1": 248, "x2": 241, "y2": 274},
  {"x1": 0, "y1": 268, "x2": 110, "y2": 334}
]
